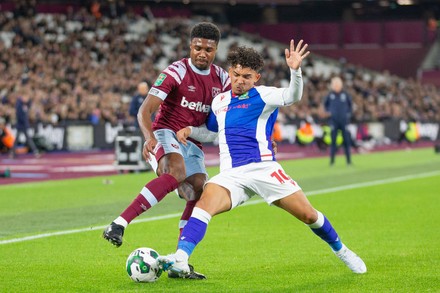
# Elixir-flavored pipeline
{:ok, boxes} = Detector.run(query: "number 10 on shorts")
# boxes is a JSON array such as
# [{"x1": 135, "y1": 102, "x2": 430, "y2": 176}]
[{"x1": 270, "y1": 169, "x2": 297, "y2": 186}]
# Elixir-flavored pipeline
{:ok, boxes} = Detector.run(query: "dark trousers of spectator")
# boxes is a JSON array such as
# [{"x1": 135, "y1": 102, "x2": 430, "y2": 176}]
[
  {"x1": 330, "y1": 121, "x2": 352, "y2": 165},
  {"x1": 10, "y1": 128, "x2": 39, "y2": 157}
]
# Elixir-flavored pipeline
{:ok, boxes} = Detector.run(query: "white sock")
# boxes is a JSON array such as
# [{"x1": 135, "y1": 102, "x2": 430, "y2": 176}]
[
  {"x1": 113, "y1": 216, "x2": 128, "y2": 228},
  {"x1": 175, "y1": 249, "x2": 189, "y2": 261},
  {"x1": 307, "y1": 210, "x2": 325, "y2": 228},
  {"x1": 192, "y1": 207, "x2": 212, "y2": 224}
]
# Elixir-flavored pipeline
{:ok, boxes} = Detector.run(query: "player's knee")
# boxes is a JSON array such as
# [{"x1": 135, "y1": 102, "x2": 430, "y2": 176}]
[
  {"x1": 156, "y1": 154, "x2": 186, "y2": 182},
  {"x1": 157, "y1": 167, "x2": 186, "y2": 183},
  {"x1": 186, "y1": 189, "x2": 202, "y2": 201},
  {"x1": 170, "y1": 171, "x2": 186, "y2": 183},
  {"x1": 300, "y1": 209, "x2": 318, "y2": 225},
  {"x1": 177, "y1": 182, "x2": 201, "y2": 201},
  {"x1": 194, "y1": 198, "x2": 216, "y2": 215},
  {"x1": 196, "y1": 186, "x2": 230, "y2": 215},
  {"x1": 182, "y1": 174, "x2": 206, "y2": 201}
]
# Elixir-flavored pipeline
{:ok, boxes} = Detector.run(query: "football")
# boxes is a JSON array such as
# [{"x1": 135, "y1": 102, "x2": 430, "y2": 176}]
[{"x1": 126, "y1": 247, "x2": 162, "y2": 282}]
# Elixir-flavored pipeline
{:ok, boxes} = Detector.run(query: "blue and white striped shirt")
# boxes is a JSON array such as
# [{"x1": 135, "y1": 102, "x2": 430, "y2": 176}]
[{"x1": 190, "y1": 68, "x2": 304, "y2": 172}]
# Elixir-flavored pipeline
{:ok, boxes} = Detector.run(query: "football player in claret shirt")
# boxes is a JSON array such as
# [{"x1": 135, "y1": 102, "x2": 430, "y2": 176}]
[
  {"x1": 158, "y1": 40, "x2": 367, "y2": 277},
  {"x1": 103, "y1": 22, "x2": 230, "y2": 279}
]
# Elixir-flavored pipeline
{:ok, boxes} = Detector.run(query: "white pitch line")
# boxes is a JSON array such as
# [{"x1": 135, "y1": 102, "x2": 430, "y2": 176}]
[
  {"x1": 1, "y1": 170, "x2": 439, "y2": 245},
  {"x1": 0, "y1": 213, "x2": 182, "y2": 245},
  {"x1": 306, "y1": 170, "x2": 440, "y2": 196}
]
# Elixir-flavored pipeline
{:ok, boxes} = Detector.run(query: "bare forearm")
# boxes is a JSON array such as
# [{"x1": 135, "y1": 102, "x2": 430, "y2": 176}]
[
  {"x1": 138, "y1": 111, "x2": 154, "y2": 140},
  {"x1": 138, "y1": 94, "x2": 161, "y2": 141}
]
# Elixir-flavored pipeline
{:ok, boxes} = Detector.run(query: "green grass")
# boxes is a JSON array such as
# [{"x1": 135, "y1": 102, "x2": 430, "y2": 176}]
[{"x1": 0, "y1": 148, "x2": 439, "y2": 292}]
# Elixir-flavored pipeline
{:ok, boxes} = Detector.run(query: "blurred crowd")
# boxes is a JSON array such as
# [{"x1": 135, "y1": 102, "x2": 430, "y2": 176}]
[
  {"x1": 281, "y1": 62, "x2": 440, "y2": 124},
  {"x1": 1, "y1": 0, "x2": 439, "y2": 130}
]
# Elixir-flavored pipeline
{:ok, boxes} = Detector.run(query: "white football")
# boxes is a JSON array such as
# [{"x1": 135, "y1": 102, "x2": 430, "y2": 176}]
[{"x1": 126, "y1": 247, "x2": 162, "y2": 282}]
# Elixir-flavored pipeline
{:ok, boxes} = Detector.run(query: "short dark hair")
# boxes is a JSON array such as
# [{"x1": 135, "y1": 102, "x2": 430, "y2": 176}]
[
  {"x1": 227, "y1": 46, "x2": 264, "y2": 72},
  {"x1": 190, "y1": 22, "x2": 221, "y2": 44}
]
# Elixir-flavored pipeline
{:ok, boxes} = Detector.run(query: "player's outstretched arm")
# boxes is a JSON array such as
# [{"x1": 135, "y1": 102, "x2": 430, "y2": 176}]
[
  {"x1": 176, "y1": 127, "x2": 192, "y2": 146},
  {"x1": 285, "y1": 39, "x2": 310, "y2": 70},
  {"x1": 177, "y1": 125, "x2": 218, "y2": 146},
  {"x1": 280, "y1": 39, "x2": 310, "y2": 105}
]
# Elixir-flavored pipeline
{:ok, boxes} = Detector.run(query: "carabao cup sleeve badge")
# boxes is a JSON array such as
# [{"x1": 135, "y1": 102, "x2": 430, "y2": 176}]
[{"x1": 154, "y1": 73, "x2": 167, "y2": 86}]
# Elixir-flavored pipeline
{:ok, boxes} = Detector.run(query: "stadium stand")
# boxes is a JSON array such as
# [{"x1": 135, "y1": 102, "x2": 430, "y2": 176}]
[{"x1": 0, "y1": 1, "x2": 439, "y2": 153}]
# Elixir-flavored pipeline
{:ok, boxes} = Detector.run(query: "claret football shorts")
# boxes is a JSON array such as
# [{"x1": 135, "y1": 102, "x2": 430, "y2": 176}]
[{"x1": 149, "y1": 129, "x2": 207, "y2": 178}]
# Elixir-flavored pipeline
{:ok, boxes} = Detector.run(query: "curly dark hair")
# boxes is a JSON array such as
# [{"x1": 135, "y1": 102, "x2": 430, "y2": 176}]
[
  {"x1": 227, "y1": 46, "x2": 264, "y2": 73},
  {"x1": 190, "y1": 22, "x2": 221, "y2": 44}
]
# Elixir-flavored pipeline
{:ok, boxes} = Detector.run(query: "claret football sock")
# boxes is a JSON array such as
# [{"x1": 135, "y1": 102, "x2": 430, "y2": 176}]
[
  {"x1": 179, "y1": 200, "x2": 197, "y2": 237},
  {"x1": 120, "y1": 174, "x2": 179, "y2": 223}
]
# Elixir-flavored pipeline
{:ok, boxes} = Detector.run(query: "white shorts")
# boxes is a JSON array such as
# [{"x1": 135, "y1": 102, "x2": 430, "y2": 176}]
[
  {"x1": 207, "y1": 161, "x2": 302, "y2": 209},
  {"x1": 149, "y1": 129, "x2": 207, "y2": 178}
]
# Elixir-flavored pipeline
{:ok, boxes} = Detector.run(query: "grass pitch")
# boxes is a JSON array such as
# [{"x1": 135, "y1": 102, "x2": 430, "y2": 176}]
[{"x1": 0, "y1": 148, "x2": 439, "y2": 292}]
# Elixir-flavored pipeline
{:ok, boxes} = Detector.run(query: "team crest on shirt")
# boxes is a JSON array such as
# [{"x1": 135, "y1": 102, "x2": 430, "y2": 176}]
[
  {"x1": 238, "y1": 92, "x2": 249, "y2": 100},
  {"x1": 154, "y1": 73, "x2": 167, "y2": 86},
  {"x1": 212, "y1": 87, "x2": 221, "y2": 98},
  {"x1": 171, "y1": 143, "x2": 179, "y2": 149}
]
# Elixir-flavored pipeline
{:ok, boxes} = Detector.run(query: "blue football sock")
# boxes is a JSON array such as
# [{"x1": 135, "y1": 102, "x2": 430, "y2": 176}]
[
  {"x1": 177, "y1": 207, "x2": 211, "y2": 257},
  {"x1": 309, "y1": 211, "x2": 343, "y2": 251}
]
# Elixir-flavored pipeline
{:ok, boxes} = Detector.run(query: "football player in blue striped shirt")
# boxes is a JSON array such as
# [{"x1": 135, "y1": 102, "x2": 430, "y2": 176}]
[{"x1": 158, "y1": 40, "x2": 366, "y2": 277}]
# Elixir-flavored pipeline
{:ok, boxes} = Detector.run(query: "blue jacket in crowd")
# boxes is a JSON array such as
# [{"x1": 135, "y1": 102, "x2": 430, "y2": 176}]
[
  {"x1": 15, "y1": 97, "x2": 31, "y2": 130},
  {"x1": 324, "y1": 90, "x2": 353, "y2": 124}
]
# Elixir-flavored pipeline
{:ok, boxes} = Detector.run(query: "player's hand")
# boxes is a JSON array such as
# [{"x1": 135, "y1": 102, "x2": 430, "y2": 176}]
[
  {"x1": 271, "y1": 140, "x2": 278, "y2": 155},
  {"x1": 143, "y1": 137, "x2": 157, "y2": 161},
  {"x1": 285, "y1": 39, "x2": 310, "y2": 70},
  {"x1": 176, "y1": 127, "x2": 191, "y2": 146}
]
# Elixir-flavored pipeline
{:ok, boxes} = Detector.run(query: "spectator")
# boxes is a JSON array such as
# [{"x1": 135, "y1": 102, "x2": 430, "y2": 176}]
[
  {"x1": 9, "y1": 88, "x2": 40, "y2": 158},
  {"x1": 129, "y1": 82, "x2": 149, "y2": 129},
  {"x1": 0, "y1": 6, "x2": 438, "y2": 136},
  {"x1": 0, "y1": 117, "x2": 15, "y2": 154},
  {"x1": 324, "y1": 76, "x2": 353, "y2": 166},
  {"x1": 141, "y1": 5, "x2": 155, "y2": 21}
]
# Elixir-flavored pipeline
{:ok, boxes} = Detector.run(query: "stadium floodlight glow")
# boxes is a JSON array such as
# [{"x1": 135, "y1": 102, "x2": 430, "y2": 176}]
[
  {"x1": 378, "y1": 0, "x2": 389, "y2": 7},
  {"x1": 352, "y1": 2, "x2": 363, "y2": 9},
  {"x1": 397, "y1": 0, "x2": 414, "y2": 5}
]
